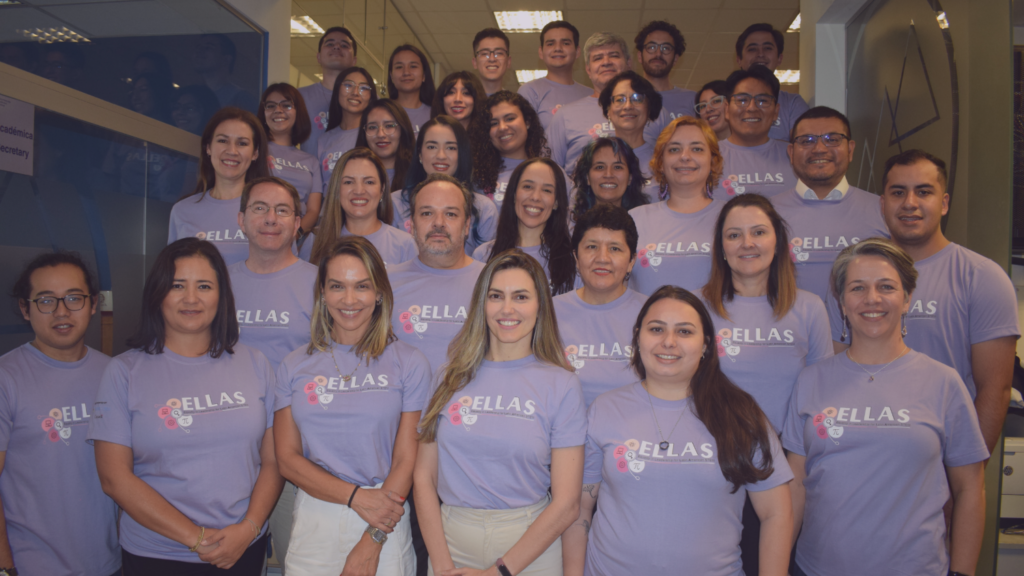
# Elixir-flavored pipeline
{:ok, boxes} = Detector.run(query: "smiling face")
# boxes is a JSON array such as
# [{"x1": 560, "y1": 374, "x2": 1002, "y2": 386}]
[
  {"x1": 608, "y1": 79, "x2": 649, "y2": 133},
  {"x1": 391, "y1": 50, "x2": 425, "y2": 95},
  {"x1": 840, "y1": 255, "x2": 910, "y2": 342},
  {"x1": 586, "y1": 43, "x2": 630, "y2": 92},
  {"x1": 489, "y1": 102, "x2": 530, "y2": 159},
  {"x1": 206, "y1": 119, "x2": 258, "y2": 182},
  {"x1": 587, "y1": 145, "x2": 630, "y2": 206},
  {"x1": 339, "y1": 157, "x2": 383, "y2": 222},
  {"x1": 173, "y1": 93, "x2": 204, "y2": 134},
  {"x1": 540, "y1": 27, "x2": 578, "y2": 70},
  {"x1": 323, "y1": 254, "x2": 380, "y2": 344},
  {"x1": 576, "y1": 227, "x2": 635, "y2": 293},
  {"x1": 737, "y1": 31, "x2": 782, "y2": 71},
  {"x1": 239, "y1": 182, "x2": 300, "y2": 254},
  {"x1": 364, "y1": 107, "x2": 400, "y2": 160},
  {"x1": 514, "y1": 162, "x2": 558, "y2": 235},
  {"x1": 21, "y1": 264, "x2": 96, "y2": 357},
  {"x1": 472, "y1": 37, "x2": 511, "y2": 83},
  {"x1": 485, "y1": 267, "x2": 539, "y2": 357},
  {"x1": 661, "y1": 124, "x2": 712, "y2": 192},
  {"x1": 161, "y1": 255, "x2": 220, "y2": 342},
  {"x1": 639, "y1": 30, "x2": 678, "y2": 79},
  {"x1": 411, "y1": 181, "x2": 471, "y2": 260},
  {"x1": 789, "y1": 116, "x2": 854, "y2": 189},
  {"x1": 638, "y1": 298, "x2": 706, "y2": 387},
  {"x1": 339, "y1": 71, "x2": 374, "y2": 116},
  {"x1": 697, "y1": 89, "x2": 727, "y2": 133},
  {"x1": 420, "y1": 125, "x2": 459, "y2": 176},
  {"x1": 725, "y1": 78, "x2": 778, "y2": 141},
  {"x1": 318, "y1": 30, "x2": 356, "y2": 72},
  {"x1": 881, "y1": 160, "x2": 948, "y2": 248},
  {"x1": 263, "y1": 90, "x2": 295, "y2": 138},
  {"x1": 722, "y1": 205, "x2": 776, "y2": 284},
  {"x1": 443, "y1": 80, "x2": 474, "y2": 123}
]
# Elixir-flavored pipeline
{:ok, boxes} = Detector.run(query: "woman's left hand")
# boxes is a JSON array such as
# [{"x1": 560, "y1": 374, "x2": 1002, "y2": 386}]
[
  {"x1": 441, "y1": 567, "x2": 500, "y2": 576},
  {"x1": 197, "y1": 523, "x2": 254, "y2": 568}
]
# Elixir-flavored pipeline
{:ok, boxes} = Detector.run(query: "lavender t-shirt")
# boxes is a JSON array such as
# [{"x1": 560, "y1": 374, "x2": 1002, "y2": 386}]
[
  {"x1": 298, "y1": 82, "x2": 333, "y2": 155},
  {"x1": 87, "y1": 345, "x2": 276, "y2": 562},
  {"x1": 554, "y1": 289, "x2": 647, "y2": 406},
  {"x1": 390, "y1": 190, "x2": 499, "y2": 256},
  {"x1": 659, "y1": 87, "x2": 698, "y2": 121},
  {"x1": 771, "y1": 186, "x2": 889, "y2": 306},
  {"x1": 275, "y1": 341, "x2": 431, "y2": 486},
  {"x1": 267, "y1": 142, "x2": 322, "y2": 210},
  {"x1": 517, "y1": 77, "x2": 594, "y2": 130},
  {"x1": 168, "y1": 194, "x2": 248, "y2": 266},
  {"x1": 404, "y1": 104, "x2": 432, "y2": 137},
  {"x1": 490, "y1": 157, "x2": 524, "y2": 210},
  {"x1": 584, "y1": 383, "x2": 792, "y2": 576},
  {"x1": 389, "y1": 258, "x2": 486, "y2": 371},
  {"x1": 628, "y1": 199, "x2": 724, "y2": 295},
  {"x1": 317, "y1": 127, "x2": 359, "y2": 192},
  {"x1": 631, "y1": 141, "x2": 661, "y2": 201},
  {"x1": 705, "y1": 291, "x2": 832, "y2": 432},
  {"x1": 828, "y1": 243, "x2": 1021, "y2": 398},
  {"x1": 0, "y1": 344, "x2": 119, "y2": 576},
  {"x1": 769, "y1": 91, "x2": 810, "y2": 143},
  {"x1": 711, "y1": 140, "x2": 796, "y2": 201},
  {"x1": 432, "y1": 355, "x2": 586, "y2": 509},
  {"x1": 547, "y1": 95, "x2": 670, "y2": 176},
  {"x1": 782, "y1": 351, "x2": 988, "y2": 576},
  {"x1": 228, "y1": 260, "x2": 317, "y2": 370}
]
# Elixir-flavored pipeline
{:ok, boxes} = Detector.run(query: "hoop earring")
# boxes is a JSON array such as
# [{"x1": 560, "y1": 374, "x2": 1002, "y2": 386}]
[
  {"x1": 840, "y1": 317, "x2": 849, "y2": 343},
  {"x1": 901, "y1": 313, "x2": 907, "y2": 337}
]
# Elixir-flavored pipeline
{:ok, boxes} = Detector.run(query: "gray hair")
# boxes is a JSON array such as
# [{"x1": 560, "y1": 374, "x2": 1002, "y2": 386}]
[
  {"x1": 830, "y1": 237, "x2": 917, "y2": 305},
  {"x1": 583, "y1": 32, "x2": 630, "y2": 66}
]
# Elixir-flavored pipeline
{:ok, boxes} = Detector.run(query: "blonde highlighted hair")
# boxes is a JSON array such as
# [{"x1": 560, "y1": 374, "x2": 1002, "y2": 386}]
[
  {"x1": 418, "y1": 249, "x2": 569, "y2": 442},
  {"x1": 308, "y1": 236, "x2": 396, "y2": 359},
  {"x1": 650, "y1": 116, "x2": 723, "y2": 199}
]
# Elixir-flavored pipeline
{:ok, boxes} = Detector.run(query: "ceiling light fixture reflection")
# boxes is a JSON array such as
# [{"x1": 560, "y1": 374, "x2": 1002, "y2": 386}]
[
  {"x1": 18, "y1": 26, "x2": 90, "y2": 43},
  {"x1": 291, "y1": 16, "x2": 324, "y2": 37},
  {"x1": 788, "y1": 14, "x2": 801, "y2": 33},
  {"x1": 775, "y1": 70, "x2": 800, "y2": 84},
  {"x1": 515, "y1": 70, "x2": 547, "y2": 83},
  {"x1": 495, "y1": 11, "x2": 563, "y2": 33}
]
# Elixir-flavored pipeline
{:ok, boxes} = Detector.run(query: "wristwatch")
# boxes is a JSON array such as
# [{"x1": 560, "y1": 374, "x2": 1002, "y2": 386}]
[
  {"x1": 0, "y1": 567, "x2": 19, "y2": 576},
  {"x1": 365, "y1": 525, "x2": 388, "y2": 545}
]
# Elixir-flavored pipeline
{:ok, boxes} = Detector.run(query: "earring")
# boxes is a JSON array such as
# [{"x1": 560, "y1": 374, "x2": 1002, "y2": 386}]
[
  {"x1": 840, "y1": 317, "x2": 849, "y2": 342},
  {"x1": 701, "y1": 348, "x2": 706, "y2": 359},
  {"x1": 901, "y1": 313, "x2": 907, "y2": 337},
  {"x1": 376, "y1": 296, "x2": 383, "y2": 305}
]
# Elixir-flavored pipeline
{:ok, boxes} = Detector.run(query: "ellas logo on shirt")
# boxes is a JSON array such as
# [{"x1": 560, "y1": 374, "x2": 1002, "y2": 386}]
[
  {"x1": 322, "y1": 151, "x2": 344, "y2": 173},
  {"x1": 447, "y1": 394, "x2": 537, "y2": 429},
  {"x1": 811, "y1": 405, "x2": 911, "y2": 445},
  {"x1": 907, "y1": 298, "x2": 938, "y2": 319},
  {"x1": 195, "y1": 229, "x2": 246, "y2": 243},
  {"x1": 715, "y1": 327, "x2": 795, "y2": 361},
  {"x1": 40, "y1": 403, "x2": 91, "y2": 445},
  {"x1": 789, "y1": 236, "x2": 861, "y2": 263},
  {"x1": 721, "y1": 173, "x2": 786, "y2": 196},
  {"x1": 612, "y1": 437, "x2": 715, "y2": 478},
  {"x1": 587, "y1": 122, "x2": 613, "y2": 139},
  {"x1": 637, "y1": 241, "x2": 710, "y2": 272},
  {"x1": 237, "y1": 309, "x2": 292, "y2": 327},
  {"x1": 398, "y1": 304, "x2": 468, "y2": 338},
  {"x1": 157, "y1": 393, "x2": 249, "y2": 433},
  {"x1": 315, "y1": 111, "x2": 328, "y2": 130},
  {"x1": 564, "y1": 342, "x2": 632, "y2": 374},
  {"x1": 302, "y1": 373, "x2": 391, "y2": 409},
  {"x1": 267, "y1": 155, "x2": 313, "y2": 174}
]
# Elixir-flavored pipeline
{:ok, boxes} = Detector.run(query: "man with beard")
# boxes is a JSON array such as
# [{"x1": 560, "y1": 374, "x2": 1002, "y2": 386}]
[{"x1": 634, "y1": 21, "x2": 696, "y2": 120}]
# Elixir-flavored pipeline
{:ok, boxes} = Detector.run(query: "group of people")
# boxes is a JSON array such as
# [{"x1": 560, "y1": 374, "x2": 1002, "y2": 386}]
[{"x1": 0, "y1": 16, "x2": 1017, "y2": 576}]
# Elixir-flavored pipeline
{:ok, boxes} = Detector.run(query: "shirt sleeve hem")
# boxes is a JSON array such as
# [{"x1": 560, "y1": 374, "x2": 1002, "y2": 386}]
[{"x1": 944, "y1": 448, "x2": 991, "y2": 468}]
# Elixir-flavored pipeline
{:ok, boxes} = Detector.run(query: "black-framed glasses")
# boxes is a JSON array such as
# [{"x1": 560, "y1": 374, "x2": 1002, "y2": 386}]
[
  {"x1": 364, "y1": 122, "x2": 399, "y2": 135},
  {"x1": 342, "y1": 81, "x2": 374, "y2": 95},
  {"x1": 26, "y1": 295, "x2": 90, "y2": 314},
  {"x1": 264, "y1": 101, "x2": 294, "y2": 112},
  {"x1": 247, "y1": 203, "x2": 296, "y2": 217},
  {"x1": 643, "y1": 42, "x2": 675, "y2": 55},
  {"x1": 694, "y1": 95, "x2": 726, "y2": 114},
  {"x1": 792, "y1": 133, "x2": 851, "y2": 148},
  {"x1": 730, "y1": 93, "x2": 777, "y2": 109},
  {"x1": 611, "y1": 93, "x2": 646, "y2": 108},
  {"x1": 475, "y1": 48, "x2": 508, "y2": 59}
]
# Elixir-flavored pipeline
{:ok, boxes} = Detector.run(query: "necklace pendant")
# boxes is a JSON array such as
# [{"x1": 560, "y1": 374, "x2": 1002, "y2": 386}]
[
  {"x1": 868, "y1": 376, "x2": 874, "y2": 382},
  {"x1": 659, "y1": 441, "x2": 670, "y2": 451}
]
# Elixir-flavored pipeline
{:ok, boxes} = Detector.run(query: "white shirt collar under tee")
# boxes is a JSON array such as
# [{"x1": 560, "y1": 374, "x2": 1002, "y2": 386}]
[{"x1": 797, "y1": 176, "x2": 850, "y2": 201}]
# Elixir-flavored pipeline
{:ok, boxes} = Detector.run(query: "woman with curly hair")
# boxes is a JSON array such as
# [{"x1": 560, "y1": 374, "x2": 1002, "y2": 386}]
[
  {"x1": 598, "y1": 71, "x2": 663, "y2": 200},
  {"x1": 430, "y1": 72, "x2": 486, "y2": 131},
  {"x1": 570, "y1": 137, "x2": 650, "y2": 225},
  {"x1": 355, "y1": 99, "x2": 416, "y2": 193}
]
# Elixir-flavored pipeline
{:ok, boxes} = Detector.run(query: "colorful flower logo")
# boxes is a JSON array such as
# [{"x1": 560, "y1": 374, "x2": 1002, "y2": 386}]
[
  {"x1": 614, "y1": 439, "x2": 645, "y2": 479},
  {"x1": 158, "y1": 398, "x2": 192, "y2": 433},
  {"x1": 400, "y1": 305, "x2": 428, "y2": 337},
  {"x1": 448, "y1": 397, "x2": 478, "y2": 428},
  {"x1": 812, "y1": 407, "x2": 843, "y2": 444},
  {"x1": 304, "y1": 375, "x2": 334, "y2": 409},
  {"x1": 789, "y1": 238, "x2": 809, "y2": 262},
  {"x1": 41, "y1": 407, "x2": 72, "y2": 445}
]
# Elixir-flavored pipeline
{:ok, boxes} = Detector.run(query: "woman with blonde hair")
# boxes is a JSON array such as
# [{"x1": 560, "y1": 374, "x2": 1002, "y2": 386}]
[
  {"x1": 305, "y1": 148, "x2": 416, "y2": 266},
  {"x1": 414, "y1": 249, "x2": 586, "y2": 576},
  {"x1": 628, "y1": 116, "x2": 725, "y2": 295},
  {"x1": 275, "y1": 236, "x2": 430, "y2": 575}
]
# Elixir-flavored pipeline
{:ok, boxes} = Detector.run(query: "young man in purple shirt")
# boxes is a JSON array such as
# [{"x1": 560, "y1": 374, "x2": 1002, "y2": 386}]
[
  {"x1": 735, "y1": 23, "x2": 809, "y2": 142},
  {"x1": 517, "y1": 21, "x2": 593, "y2": 130},
  {"x1": 772, "y1": 106, "x2": 889, "y2": 306},
  {"x1": 712, "y1": 66, "x2": 796, "y2": 201},
  {"x1": 471, "y1": 28, "x2": 512, "y2": 96},
  {"x1": 298, "y1": 27, "x2": 358, "y2": 154},
  {"x1": 634, "y1": 20, "x2": 697, "y2": 121}
]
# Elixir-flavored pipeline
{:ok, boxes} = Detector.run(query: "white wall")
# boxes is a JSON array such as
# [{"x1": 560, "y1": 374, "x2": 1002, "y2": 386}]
[{"x1": 224, "y1": 0, "x2": 291, "y2": 85}]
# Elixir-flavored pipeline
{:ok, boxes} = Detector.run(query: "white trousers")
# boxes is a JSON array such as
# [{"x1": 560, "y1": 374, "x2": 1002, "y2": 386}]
[
  {"x1": 285, "y1": 485, "x2": 416, "y2": 576},
  {"x1": 269, "y1": 480, "x2": 297, "y2": 569},
  {"x1": 427, "y1": 496, "x2": 562, "y2": 576}
]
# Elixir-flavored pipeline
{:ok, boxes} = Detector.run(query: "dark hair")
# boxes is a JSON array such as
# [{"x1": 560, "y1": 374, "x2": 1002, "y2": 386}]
[
  {"x1": 882, "y1": 149, "x2": 948, "y2": 189},
  {"x1": 487, "y1": 158, "x2": 574, "y2": 295},
  {"x1": 326, "y1": 67, "x2": 378, "y2": 132},
  {"x1": 470, "y1": 91, "x2": 548, "y2": 195},
  {"x1": 239, "y1": 176, "x2": 303, "y2": 219},
  {"x1": 355, "y1": 99, "x2": 416, "y2": 192},
  {"x1": 725, "y1": 65, "x2": 780, "y2": 100},
  {"x1": 202, "y1": 34, "x2": 236, "y2": 73},
  {"x1": 387, "y1": 45, "x2": 436, "y2": 107},
  {"x1": 404, "y1": 115, "x2": 474, "y2": 191},
  {"x1": 129, "y1": 72, "x2": 175, "y2": 123},
  {"x1": 571, "y1": 137, "x2": 650, "y2": 224},
  {"x1": 431, "y1": 71, "x2": 487, "y2": 124},
  {"x1": 634, "y1": 20, "x2": 686, "y2": 55},
  {"x1": 695, "y1": 80, "x2": 729, "y2": 106},
  {"x1": 541, "y1": 21, "x2": 580, "y2": 47},
  {"x1": 190, "y1": 107, "x2": 271, "y2": 198},
  {"x1": 702, "y1": 194, "x2": 797, "y2": 321},
  {"x1": 791, "y1": 106, "x2": 852, "y2": 143},
  {"x1": 12, "y1": 251, "x2": 99, "y2": 319},
  {"x1": 174, "y1": 84, "x2": 220, "y2": 134},
  {"x1": 735, "y1": 23, "x2": 785, "y2": 58},
  {"x1": 598, "y1": 71, "x2": 663, "y2": 120},
  {"x1": 473, "y1": 28, "x2": 510, "y2": 52},
  {"x1": 630, "y1": 286, "x2": 775, "y2": 492},
  {"x1": 127, "y1": 238, "x2": 238, "y2": 358},
  {"x1": 134, "y1": 51, "x2": 173, "y2": 84},
  {"x1": 409, "y1": 173, "x2": 476, "y2": 226},
  {"x1": 570, "y1": 204, "x2": 639, "y2": 256},
  {"x1": 259, "y1": 83, "x2": 312, "y2": 145},
  {"x1": 319, "y1": 27, "x2": 357, "y2": 57}
]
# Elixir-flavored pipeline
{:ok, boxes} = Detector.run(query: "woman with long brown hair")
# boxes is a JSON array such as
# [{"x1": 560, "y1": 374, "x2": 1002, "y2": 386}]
[
  {"x1": 387, "y1": 45, "x2": 435, "y2": 135},
  {"x1": 563, "y1": 286, "x2": 793, "y2": 576},
  {"x1": 318, "y1": 67, "x2": 377, "y2": 189},
  {"x1": 356, "y1": 99, "x2": 416, "y2": 194},
  {"x1": 414, "y1": 250, "x2": 586, "y2": 576},
  {"x1": 430, "y1": 72, "x2": 486, "y2": 131}
]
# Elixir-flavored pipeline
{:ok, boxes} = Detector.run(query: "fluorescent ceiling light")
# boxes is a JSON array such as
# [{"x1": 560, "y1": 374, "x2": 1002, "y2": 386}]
[
  {"x1": 495, "y1": 11, "x2": 562, "y2": 33},
  {"x1": 291, "y1": 16, "x2": 324, "y2": 37},
  {"x1": 18, "y1": 27, "x2": 90, "y2": 43},
  {"x1": 775, "y1": 70, "x2": 800, "y2": 84},
  {"x1": 936, "y1": 11, "x2": 949, "y2": 29},
  {"x1": 787, "y1": 14, "x2": 801, "y2": 33},
  {"x1": 516, "y1": 70, "x2": 547, "y2": 83}
]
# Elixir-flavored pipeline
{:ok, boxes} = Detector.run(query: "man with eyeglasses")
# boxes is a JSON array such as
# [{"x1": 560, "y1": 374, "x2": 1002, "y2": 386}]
[
  {"x1": 634, "y1": 21, "x2": 696, "y2": 120},
  {"x1": 518, "y1": 21, "x2": 593, "y2": 130},
  {"x1": 772, "y1": 106, "x2": 888, "y2": 307},
  {"x1": 228, "y1": 176, "x2": 317, "y2": 570},
  {"x1": 735, "y1": 23, "x2": 809, "y2": 142},
  {"x1": 472, "y1": 28, "x2": 512, "y2": 96},
  {"x1": 299, "y1": 27, "x2": 358, "y2": 155},
  {"x1": 547, "y1": 32, "x2": 670, "y2": 175},
  {"x1": 711, "y1": 66, "x2": 796, "y2": 200}
]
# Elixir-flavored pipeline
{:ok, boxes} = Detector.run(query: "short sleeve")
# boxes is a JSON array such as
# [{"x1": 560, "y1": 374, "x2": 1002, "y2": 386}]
[
  {"x1": 747, "y1": 432, "x2": 794, "y2": 492},
  {"x1": 967, "y1": 259, "x2": 1020, "y2": 344},
  {"x1": 643, "y1": 107, "x2": 671, "y2": 145},
  {"x1": 546, "y1": 112, "x2": 567, "y2": 168},
  {"x1": 86, "y1": 359, "x2": 134, "y2": 448},
  {"x1": 804, "y1": 294, "x2": 834, "y2": 365},
  {"x1": 782, "y1": 370, "x2": 810, "y2": 456},
  {"x1": 400, "y1": 348, "x2": 433, "y2": 413},
  {"x1": 787, "y1": 93, "x2": 810, "y2": 125},
  {"x1": 167, "y1": 204, "x2": 182, "y2": 243},
  {"x1": 254, "y1": 351, "x2": 276, "y2": 428},
  {"x1": 474, "y1": 195, "x2": 499, "y2": 244},
  {"x1": 582, "y1": 402, "x2": 604, "y2": 484},
  {"x1": 273, "y1": 355, "x2": 295, "y2": 413},
  {"x1": 0, "y1": 369, "x2": 16, "y2": 452},
  {"x1": 309, "y1": 160, "x2": 323, "y2": 203},
  {"x1": 550, "y1": 374, "x2": 587, "y2": 449},
  {"x1": 941, "y1": 372, "x2": 990, "y2": 467},
  {"x1": 825, "y1": 291, "x2": 845, "y2": 343}
]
